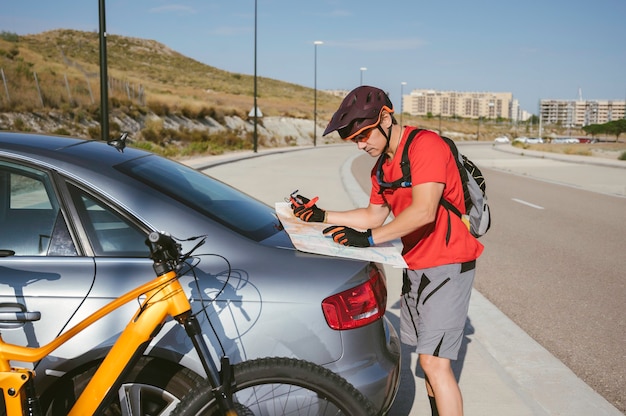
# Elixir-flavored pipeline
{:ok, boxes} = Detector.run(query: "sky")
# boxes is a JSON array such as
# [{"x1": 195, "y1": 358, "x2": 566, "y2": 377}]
[{"x1": 2, "y1": 0, "x2": 625, "y2": 114}]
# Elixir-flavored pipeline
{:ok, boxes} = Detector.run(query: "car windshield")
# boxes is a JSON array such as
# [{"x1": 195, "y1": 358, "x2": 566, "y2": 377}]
[{"x1": 116, "y1": 155, "x2": 281, "y2": 242}]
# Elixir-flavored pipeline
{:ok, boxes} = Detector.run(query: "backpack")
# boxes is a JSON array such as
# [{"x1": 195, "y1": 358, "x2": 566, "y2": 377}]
[{"x1": 375, "y1": 128, "x2": 491, "y2": 238}]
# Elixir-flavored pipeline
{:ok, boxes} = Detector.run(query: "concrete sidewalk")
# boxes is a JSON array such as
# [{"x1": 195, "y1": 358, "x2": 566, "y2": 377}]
[{"x1": 184, "y1": 144, "x2": 623, "y2": 416}]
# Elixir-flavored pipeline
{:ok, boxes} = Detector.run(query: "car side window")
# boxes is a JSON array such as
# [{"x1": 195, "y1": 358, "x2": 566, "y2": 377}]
[
  {"x1": 0, "y1": 162, "x2": 75, "y2": 256},
  {"x1": 68, "y1": 185, "x2": 149, "y2": 257}
]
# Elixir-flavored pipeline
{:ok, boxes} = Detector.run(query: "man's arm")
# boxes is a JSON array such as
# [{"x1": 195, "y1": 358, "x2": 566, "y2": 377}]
[
  {"x1": 368, "y1": 181, "x2": 443, "y2": 245},
  {"x1": 325, "y1": 203, "x2": 390, "y2": 230}
]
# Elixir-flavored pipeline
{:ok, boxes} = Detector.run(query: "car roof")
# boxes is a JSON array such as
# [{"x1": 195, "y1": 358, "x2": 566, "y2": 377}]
[{"x1": 0, "y1": 132, "x2": 148, "y2": 169}]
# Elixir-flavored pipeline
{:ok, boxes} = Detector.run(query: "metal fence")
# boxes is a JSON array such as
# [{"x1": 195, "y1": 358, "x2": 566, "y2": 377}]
[{"x1": 0, "y1": 68, "x2": 145, "y2": 110}]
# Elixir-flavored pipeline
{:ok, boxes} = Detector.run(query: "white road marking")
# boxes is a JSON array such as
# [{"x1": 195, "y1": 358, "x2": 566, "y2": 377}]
[{"x1": 512, "y1": 198, "x2": 544, "y2": 210}]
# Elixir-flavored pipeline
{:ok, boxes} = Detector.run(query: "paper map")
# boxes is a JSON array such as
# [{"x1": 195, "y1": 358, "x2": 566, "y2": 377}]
[{"x1": 275, "y1": 202, "x2": 407, "y2": 268}]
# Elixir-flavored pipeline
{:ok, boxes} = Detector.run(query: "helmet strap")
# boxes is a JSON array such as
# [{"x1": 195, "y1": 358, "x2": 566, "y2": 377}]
[{"x1": 378, "y1": 124, "x2": 393, "y2": 154}]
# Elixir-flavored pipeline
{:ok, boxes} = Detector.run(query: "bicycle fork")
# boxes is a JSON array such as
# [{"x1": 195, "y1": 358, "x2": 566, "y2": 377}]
[{"x1": 177, "y1": 311, "x2": 237, "y2": 415}]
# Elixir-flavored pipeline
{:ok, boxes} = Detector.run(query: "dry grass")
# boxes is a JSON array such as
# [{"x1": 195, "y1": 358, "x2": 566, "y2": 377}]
[{"x1": 519, "y1": 141, "x2": 626, "y2": 160}]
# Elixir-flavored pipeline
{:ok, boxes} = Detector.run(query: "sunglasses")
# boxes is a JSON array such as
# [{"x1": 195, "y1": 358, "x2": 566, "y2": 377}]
[
  {"x1": 351, "y1": 127, "x2": 375, "y2": 143},
  {"x1": 351, "y1": 124, "x2": 388, "y2": 143}
]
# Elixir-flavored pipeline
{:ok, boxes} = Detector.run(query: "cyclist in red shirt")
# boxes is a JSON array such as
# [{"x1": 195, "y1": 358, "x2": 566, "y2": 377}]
[{"x1": 291, "y1": 85, "x2": 483, "y2": 416}]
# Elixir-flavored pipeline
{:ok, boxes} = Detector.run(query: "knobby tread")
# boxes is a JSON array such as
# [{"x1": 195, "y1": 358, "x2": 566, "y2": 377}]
[{"x1": 172, "y1": 357, "x2": 378, "y2": 416}]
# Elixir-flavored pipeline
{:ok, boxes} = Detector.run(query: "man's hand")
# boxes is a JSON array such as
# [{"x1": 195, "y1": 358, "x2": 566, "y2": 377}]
[
  {"x1": 290, "y1": 194, "x2": 326, "y2": 222},
  {"x1": 323, "y1": 226, "x2": 373, "y2": 247}
]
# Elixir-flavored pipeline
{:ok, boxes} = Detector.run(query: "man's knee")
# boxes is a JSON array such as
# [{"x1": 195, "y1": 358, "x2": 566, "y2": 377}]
[{"x1": 419, "y1": 354, "x2": 451, "y2": 376}]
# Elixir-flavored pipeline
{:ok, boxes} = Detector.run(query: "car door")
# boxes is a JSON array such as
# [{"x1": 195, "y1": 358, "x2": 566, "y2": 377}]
[
  {"x1": 0, "y1": 160, "x2": 95, "y2": 364},
  {"x1": 55, "y1": 182, "x2": 155, "y2": 353}
]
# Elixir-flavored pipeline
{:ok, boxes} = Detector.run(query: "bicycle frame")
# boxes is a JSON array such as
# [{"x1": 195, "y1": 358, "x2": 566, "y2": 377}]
[{"x1": 0, "y1": 238, "x2": 234, "y2": 415}]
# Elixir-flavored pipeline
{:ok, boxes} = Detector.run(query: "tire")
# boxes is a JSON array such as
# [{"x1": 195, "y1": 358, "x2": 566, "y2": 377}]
[
  {"x1": 171, "y1": 357, "x2": 378, "y2": 416},
  {"x1": 42, "y1": 356, "x2": 203, "y2": 415}
]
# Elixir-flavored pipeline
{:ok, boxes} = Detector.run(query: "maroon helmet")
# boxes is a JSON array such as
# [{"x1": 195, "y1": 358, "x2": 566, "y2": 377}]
[{"x1": 323, "y1": 86, "x2": 394, "y2": 140}]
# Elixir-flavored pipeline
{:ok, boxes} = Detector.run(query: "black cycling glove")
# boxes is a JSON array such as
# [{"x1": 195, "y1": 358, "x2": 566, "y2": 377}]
[
  {"x1": 290, "y1": 194, "x2": 326, "y2": 223},
  {"x1": 323, "y1": 226, "x2": 373, "y2": 248}
]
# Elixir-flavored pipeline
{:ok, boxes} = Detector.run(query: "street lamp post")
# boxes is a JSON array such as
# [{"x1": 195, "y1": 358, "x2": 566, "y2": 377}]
[
  {"x1": 253, "y1": 0, "x2": 258, "y2": 153},
  {"x1": 487, "y1": 101, "x2": 494, "y2": 140},
  {"x1": 400, "y1": 82, "x2": 407, "y2": 127},
  {"x1": 98, "y1": 0, "x2": 109, "y2": 141},
  {"x1": 438, "y1": 112, "x2": 442, "y2": 135},
  {"x1": 360, "y1": 67, "x2": 367, "y2": 85},
  {"x1": 313, "y1": 41, "x2": 323, "y2": 147}
]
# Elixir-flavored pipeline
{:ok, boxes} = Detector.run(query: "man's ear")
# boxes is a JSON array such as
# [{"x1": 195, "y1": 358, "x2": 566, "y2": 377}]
[{"x1": 380, "y1": 111, "x2": 393, "y2": 128}]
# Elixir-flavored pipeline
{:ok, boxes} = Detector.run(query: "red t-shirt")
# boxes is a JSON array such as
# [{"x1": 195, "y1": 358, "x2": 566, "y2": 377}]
[{"x1": 370, "y1": 127, "x2": 484, "y2": 269}]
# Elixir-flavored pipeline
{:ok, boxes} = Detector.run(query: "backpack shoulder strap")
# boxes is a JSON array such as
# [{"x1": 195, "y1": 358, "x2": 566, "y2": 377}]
[
  {"x1": 375, "y1": 128, "x2": 422, "y2": 192},
  {"x1": 398, "y1": 128, "x2": 423, "y2": 182},
  {"x1": 438, "y1": 135, "x2": 470, "y2": 217}
]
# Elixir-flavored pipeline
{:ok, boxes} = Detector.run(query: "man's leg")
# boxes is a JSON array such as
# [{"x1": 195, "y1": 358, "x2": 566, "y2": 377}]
[{"x1": 420, "y1": 354, "x2": 462, "y2": 416}]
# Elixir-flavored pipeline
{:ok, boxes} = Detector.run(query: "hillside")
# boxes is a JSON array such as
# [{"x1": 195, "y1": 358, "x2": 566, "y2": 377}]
[
  {"x1": 0, "y1": 29, "x2": 355, "y2": 153},
  {"x1": 0, "y1": 29, "x2": 343, "y2": 117}
]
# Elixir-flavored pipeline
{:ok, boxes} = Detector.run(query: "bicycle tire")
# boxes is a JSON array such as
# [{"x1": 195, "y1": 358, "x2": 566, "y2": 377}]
[
  {"x1": 171, "y1": 357, "x2": 378, "y2": 416},
  {"x1": 41, "y1": 356, "x2": 203, "y2": 415}
]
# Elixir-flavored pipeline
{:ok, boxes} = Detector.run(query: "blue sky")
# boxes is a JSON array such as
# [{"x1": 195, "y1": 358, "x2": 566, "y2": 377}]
[{"x1": 2, "y1": 0, "x2": 625, "y2": 114}]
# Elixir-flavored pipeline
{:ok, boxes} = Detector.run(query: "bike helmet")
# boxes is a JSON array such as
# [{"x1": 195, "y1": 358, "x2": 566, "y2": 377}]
[{"x1": 323, "y1": 85, "x2": 395, "y2": 140}]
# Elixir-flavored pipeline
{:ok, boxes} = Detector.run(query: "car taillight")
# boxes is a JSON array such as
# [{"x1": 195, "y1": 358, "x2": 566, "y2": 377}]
[{"x1": 321, "y1": 265, "x2": 387, "y2": 330}]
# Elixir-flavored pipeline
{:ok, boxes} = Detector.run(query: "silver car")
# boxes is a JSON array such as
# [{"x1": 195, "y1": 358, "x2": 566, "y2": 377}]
[{"x1": 0, "y1": 132, "x2": 400, "y2": 414}]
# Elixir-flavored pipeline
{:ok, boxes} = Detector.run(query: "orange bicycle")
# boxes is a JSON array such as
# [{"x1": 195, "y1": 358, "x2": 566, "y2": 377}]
[{"x1": 0, "y1": 231, "x2": 376, "y2": 415}]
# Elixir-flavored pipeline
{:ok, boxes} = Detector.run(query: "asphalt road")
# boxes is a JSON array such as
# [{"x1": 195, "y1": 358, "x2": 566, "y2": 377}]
[{"x1": 352, "y1": 143, "x2": 626, "y2": 413}]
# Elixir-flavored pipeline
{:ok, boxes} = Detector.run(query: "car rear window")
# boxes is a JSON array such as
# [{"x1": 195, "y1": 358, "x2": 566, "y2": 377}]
[{"x1": 116, "y1": 155, "x2": 280, "y2": 242}]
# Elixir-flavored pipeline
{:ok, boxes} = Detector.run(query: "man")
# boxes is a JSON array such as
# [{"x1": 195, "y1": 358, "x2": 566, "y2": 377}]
[{"x1": 290, "y1": 85, "x2": 483, "y2": 416}]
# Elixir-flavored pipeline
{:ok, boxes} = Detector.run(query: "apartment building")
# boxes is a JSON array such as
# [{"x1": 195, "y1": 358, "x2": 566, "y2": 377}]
[
  {"x1": 402, "y1": 89, "x2": 517, "y2": 120},
  {"x1": 539, "y1": 99, "x2": 626, "y2": 127}
]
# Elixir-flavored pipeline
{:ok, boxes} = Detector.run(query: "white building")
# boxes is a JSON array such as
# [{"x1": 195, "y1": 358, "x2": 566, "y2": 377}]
[
  {"x1": 539, "y1": 99, "x2": 626, "y2": 127},
  {"x1": 402, "y1": 89, "x2": 517, "y2": 120}
]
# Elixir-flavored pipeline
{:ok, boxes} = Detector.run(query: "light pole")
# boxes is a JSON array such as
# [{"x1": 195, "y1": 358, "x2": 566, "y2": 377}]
[
  {"x1": 360, "y1": 67, "x2": 367, "y2": 85},
  {"x1": 98, "y1": 0, "x2": 109, "y2": 141},
  {"x1": 253, "y1": 0, "x2": 258, "y2": 152},
  {"x1": 313, "y1": 41, "x2": 323, "y2": 147},
  {"x1": 438, "y1": 112, "x2": 442, "y2": 135},
  {"x1": 476, "y1": 103, "x2": 482, "y2": 141},
  {"x1": 400, "y1": 82, "x2": 406, "y2": 127}
]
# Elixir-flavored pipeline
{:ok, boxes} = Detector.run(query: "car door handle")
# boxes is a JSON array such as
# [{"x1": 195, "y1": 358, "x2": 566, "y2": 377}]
[
  {"x1": 0, "y1": 311, "x2": 42, "y2": 322},
  {"x1": 0, "y1": 303, "x2": 41, "y2": 328}
]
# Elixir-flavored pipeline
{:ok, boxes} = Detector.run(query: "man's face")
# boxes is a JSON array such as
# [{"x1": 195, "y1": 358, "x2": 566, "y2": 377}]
[
  {"x1": 352, "y1": 123, "x2": 387, "y2": 157},
  {"x1": 352, "y1": 125, "x2": 385, "y2": 157},
  {"x1": 350, "y1": 111, "x2": 393, "y2": 157}
]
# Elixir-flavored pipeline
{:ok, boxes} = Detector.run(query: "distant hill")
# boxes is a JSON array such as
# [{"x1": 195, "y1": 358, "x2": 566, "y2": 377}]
[
  {"x1": 0, "y1": 29, "x2": 341, "y2": 119},
  {"x1": 0, "y1": 29, "x2": 352, "y2": 152}
]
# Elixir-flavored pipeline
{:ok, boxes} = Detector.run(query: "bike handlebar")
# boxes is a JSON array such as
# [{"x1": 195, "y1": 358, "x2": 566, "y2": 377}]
[
  {"x1": 145, "y1": 231, "x2": 207, "y2": 277},
  {"x1": 146, "y1": 232, "x2": 182, "y2": 273}
]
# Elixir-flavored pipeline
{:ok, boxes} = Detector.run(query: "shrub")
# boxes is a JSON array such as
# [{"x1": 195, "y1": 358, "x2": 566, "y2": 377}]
[
  {"x1": 0, "y1": 31, "x2": 19, "y2": 42},
  {"x1": 87, "y1": 126, "x2": 100, "y2": 139},
  {"x1": 12, "y1": 117, "x2": 27, "y2": 131},
  {"x1": 511, "y1": 140, "x2": 528, "y2": 149},
  {"x1": 147, "y1": 100, "x2": 170, "y2": 116},
  {"x1": 619, "y1": 151, "x2": 626, "y2": 161},
  {"x1": 52, "y1": 127, "x2": 71, "y2": 136}
]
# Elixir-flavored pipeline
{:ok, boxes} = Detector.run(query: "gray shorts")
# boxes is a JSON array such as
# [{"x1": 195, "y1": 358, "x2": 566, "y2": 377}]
[{"x1": 400, "y1": 261, "x2": 475, "y2": 360}]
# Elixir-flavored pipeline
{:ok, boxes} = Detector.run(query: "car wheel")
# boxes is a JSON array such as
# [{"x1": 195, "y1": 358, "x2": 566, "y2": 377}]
[{"x1": 42, "y1": 356, "x2": 203, "y2": 416}]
